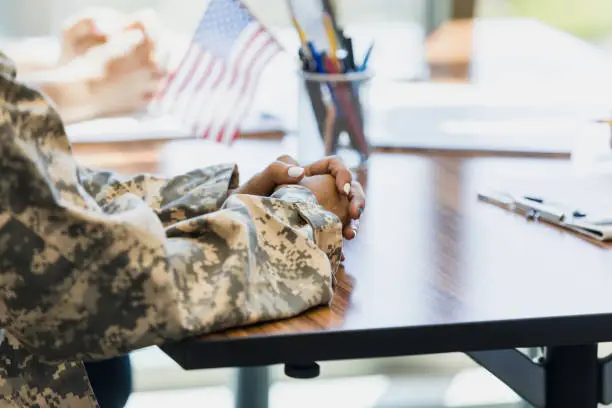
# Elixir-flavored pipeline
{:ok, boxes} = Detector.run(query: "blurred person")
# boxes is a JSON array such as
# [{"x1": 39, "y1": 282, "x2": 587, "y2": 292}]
[{"x1": 0, "y1": 11, "x2": 365, "y2": 408}]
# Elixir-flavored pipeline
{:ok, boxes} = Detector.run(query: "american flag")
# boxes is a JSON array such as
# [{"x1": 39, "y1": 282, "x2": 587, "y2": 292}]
[{"x1": 153, "y1": 0, "x2": 280, "y2": 144}]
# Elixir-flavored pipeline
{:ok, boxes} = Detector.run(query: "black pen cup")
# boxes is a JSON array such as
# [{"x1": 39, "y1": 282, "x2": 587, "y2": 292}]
[{"x1": 297, "y1": 70, "x2": 373, "y2": 169}]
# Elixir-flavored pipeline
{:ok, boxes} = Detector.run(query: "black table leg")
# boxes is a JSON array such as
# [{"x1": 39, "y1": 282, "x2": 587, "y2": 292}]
[
  {"x1": 234, "y1": 367, "x2": 270, "y2": 408},
  {"x1": 545, "y1": 344, "x2": 598, "y2": 408}
]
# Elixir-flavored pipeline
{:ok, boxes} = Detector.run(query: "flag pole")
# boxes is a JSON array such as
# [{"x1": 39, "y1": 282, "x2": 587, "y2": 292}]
[{"x1": 238, "y1": 0, "x2": 292, "y2": 56}]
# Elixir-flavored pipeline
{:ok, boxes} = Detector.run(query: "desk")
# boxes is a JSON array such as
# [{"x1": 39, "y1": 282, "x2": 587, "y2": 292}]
[
  {"x1": 65, "y1": 17, "x2": 612, "y2": 408},
  {"x1": 153, "y1": 149, "x2": 612, "y2": 408}
]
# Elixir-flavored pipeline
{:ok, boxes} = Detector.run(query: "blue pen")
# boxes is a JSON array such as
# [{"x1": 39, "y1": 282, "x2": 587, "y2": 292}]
[
  {"x1": 307, "y1": 42, "x2": 324, "y2": 73},
  {"x1": 359, "y1": 43, "x2": 374, "y2": 71}
]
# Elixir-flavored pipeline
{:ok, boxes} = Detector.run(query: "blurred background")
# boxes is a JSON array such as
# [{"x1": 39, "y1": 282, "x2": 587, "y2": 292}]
[
  {"x1": 6, "y1": 0, "x2": 612, "y2": 41},
  {"x1": 3, "y1": 0, "x2": 612, "y2": 407}
]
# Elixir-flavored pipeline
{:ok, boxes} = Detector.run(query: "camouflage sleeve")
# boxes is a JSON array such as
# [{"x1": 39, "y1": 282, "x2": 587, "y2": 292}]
[
  {"x1": 1, "y1": 127, "x2": 342, "y2": 363},
  {"x1": 0, "y1": 46, "x2": 343, "y2": 364},
  {"x1": 0, "y1": 49, "x2": 344, "y2": 407},
  {"x1": 77, "y1": 164, "x2": 240, "y2": 227}
]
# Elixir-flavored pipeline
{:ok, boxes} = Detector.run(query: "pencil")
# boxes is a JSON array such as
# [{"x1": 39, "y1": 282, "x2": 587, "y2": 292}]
[
  {"x1": 291, "y1": 17, "x2": 313, "y2": 62},
  {"x1": 323, "y1": 101, "x2": 337, "y2": 155},
  {"x1": 292, "y1": 18, "x2": 307, "y2": 45},
  {"x1": 322, "y1": 12, "x2": 341, "y2": 72}
]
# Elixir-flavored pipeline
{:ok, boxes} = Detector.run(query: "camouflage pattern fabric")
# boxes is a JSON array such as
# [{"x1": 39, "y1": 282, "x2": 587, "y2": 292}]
[{"x1": 0, "y1": 51, "x2": 343, "y2": 407}]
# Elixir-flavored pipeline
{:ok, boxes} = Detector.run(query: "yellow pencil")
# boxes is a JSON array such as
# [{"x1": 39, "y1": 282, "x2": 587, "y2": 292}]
[
  {"x1": 322, "y1": 12, "x2": 341, "y2": 72},
  {"x1": 595, "y1": 119, "x2": 612, "y2": 125},
  {"x1": 292, "y1": 17, "x2": 308, "y2": 46}
]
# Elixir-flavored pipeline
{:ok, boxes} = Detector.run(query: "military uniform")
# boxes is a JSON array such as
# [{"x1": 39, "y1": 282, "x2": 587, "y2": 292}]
[{"x1": 0, "y1": 52, "x2": 342, "y2": 407}]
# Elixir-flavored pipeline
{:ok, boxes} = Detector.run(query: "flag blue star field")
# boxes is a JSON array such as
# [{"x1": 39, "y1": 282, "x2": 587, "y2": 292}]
[{"x1": 155, "y1": 0, "x2": 280, "y2": 143}]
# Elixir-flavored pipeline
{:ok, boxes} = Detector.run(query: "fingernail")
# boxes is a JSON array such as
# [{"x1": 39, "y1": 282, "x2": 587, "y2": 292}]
[
  {"x1": 288, "y1": 167, "x2": 304, "y2": 178},
  {"x1": 358, "y1": 208, "x2": 363, "y2": 216},
  {"x1": 352, "y1": 228, "x2": 358, "y2": 238},
  {"x1": 343, "y1": 183, "x2": 351, "y2": 196}
]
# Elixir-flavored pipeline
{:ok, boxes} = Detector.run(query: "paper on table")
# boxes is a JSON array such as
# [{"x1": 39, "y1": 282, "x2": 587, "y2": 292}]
[
  {"x1": 480, "y1": 174, "x2": 612, "y2": 241},
  {"x1": 66, "y1": 112, "x2": 284, "y2": 144}
]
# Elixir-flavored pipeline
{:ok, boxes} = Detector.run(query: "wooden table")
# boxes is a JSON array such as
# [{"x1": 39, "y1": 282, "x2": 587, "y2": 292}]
[
  {"x1": 154, "y1": 148, "x2": 612, "y2": 408},
  {"x1": 66, "y1": 17, "x2": 612, "y2": 408}
]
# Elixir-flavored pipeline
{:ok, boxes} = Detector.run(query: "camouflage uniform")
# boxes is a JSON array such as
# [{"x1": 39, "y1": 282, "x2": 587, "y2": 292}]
[{"x1": 0, "y1": 52, "x2": 342, "y2": 407}]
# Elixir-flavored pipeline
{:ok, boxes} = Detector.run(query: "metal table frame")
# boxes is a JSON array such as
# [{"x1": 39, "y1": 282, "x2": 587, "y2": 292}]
[{"x1": 233, "y1": 345, "x2": 612, "y2": 408}]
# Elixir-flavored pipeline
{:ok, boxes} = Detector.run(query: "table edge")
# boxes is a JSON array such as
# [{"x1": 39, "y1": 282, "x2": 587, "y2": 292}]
[{"x1": 161, "y1": 312, "x2": 612, "y2": 370}]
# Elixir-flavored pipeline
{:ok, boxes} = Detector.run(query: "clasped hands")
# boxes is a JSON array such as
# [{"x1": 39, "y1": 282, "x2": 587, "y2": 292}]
[
  {"x1": 233, "y1": 155, "x2": 365, "y2": 240},
  {"x1": 34, "y1": 8, "x2": 164, "y2": 123}
]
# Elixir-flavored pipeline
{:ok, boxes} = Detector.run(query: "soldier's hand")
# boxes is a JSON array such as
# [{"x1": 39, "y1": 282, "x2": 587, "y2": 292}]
[
  {"x1": 299, "y1": 174, "x2": 350, "y2": 225},
  {"x1": 233, "y1": 157, "x2": 306, "y2": 197},
  {"x1": 284, "y1": 155, "x2": 365, "y2": 240},
  {"x1": 236, "y1": 155, "x2": 365, "y2": 241}
]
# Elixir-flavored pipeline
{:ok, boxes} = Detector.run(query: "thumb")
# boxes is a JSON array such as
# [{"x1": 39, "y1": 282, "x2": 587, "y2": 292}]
[
  {"x1": 237, "y1": 161, "x2": 305, "y2": 196},
  {"x1": 268, "y1": 161, "x2": 305, "y2": 185}
]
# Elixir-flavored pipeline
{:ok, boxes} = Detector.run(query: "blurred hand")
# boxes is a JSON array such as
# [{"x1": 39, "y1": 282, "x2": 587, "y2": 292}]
[
  {"x1": 59, "y1": 8, "x2": 160, "y2": 65},
  {"x1": 82, "y1": 28, "x2": 164, "y2": 117},
  {"x1": 46, "y1": 8, "x2": 164, "y2": 120}
]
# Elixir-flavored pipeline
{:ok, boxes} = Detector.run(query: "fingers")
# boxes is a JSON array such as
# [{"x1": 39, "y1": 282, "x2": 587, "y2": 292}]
[
  {"x1": 62, "y1": 7, "x2": 126, "y2": 41},
  {"x1": 64, "y1": 18, "x2": 105, "y2": 41},
  {"x1": 343, "y1": 220, "x2": 359, "y2": 240},
  {"x1": 62, "y1": 7, "x2": 159, "y2": 67},
  {"x1": 237, "y1": 160, "x2": 305, "y2": 196},
  {"x1": 127, "y1": 9, "x2": 161, "y2": 45},
  {"x1": 303, "y1": 156, "x2": 353, "y2": 197},
  {"x1": 343, "y1": 225, "x2": 355, "y2": 240},
  {"x1": 267, "y1": 161, "x2": 305, "y2": 185},
  {"x1": 348, "y1": 181, "x2": 366, "y2": 220},
  {"x1": 61, "y1": 16, "x2": 108, "y2": 60},
  {"x1": 102, "y1": 30, "x2": 154, "y2": 75},
  {"x1": 343, "y1": 182, "x2": 364, "y2": 239}
]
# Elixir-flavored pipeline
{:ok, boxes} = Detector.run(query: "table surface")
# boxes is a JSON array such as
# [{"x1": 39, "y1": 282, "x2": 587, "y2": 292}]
[
  {"x1": 160, "y1": 147, "x2": 612, "y2": 370},
  {"x1": 60, "y1": 17, "x2": 612, "y2": 370}
]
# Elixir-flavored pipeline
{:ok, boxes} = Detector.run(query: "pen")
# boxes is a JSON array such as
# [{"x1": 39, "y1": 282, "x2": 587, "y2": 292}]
[
  {"x1": 359, "y1": 42, "x2": 374, "y2": 71},
  {"x1": 514, "y1": 197, "x2": 566, "y2": 223},
  {"x1": 345, "y1": 37, "x2": 355, "y2": 71},
  {"x1": 292, "y1": 17, "x2": 316, "y2": 72},
  {"x1": 307, "y1": 42, "x2": 323, "y2": 73},
  {"x1": 523, "y1": 196, "x2": 587, "y2": 218},
  {"x1": 523, "y1": 196, "x2": 543, "y2": 203}
]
